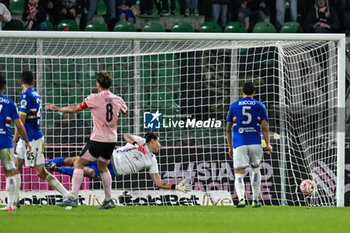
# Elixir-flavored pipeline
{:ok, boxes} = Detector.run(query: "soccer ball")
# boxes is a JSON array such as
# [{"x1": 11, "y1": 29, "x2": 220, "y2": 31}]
[{"x1": 300, "y1": 179, "x2": 316, "y2": 195}]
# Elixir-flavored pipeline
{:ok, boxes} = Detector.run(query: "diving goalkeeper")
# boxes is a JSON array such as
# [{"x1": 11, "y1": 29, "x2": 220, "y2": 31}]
[{"x1": 45, "y1": 132, "x2": 191, "y2": 193}]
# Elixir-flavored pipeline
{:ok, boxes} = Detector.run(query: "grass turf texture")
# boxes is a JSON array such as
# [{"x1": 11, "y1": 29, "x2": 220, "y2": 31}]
[{"x1": 1, "y1": 206, "x2": 349, "y2": 233}]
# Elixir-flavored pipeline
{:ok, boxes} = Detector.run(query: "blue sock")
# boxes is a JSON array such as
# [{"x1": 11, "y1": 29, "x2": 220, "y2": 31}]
[
  {"x1": 45, "y1": 157, "x2": 65, "y2": 167},
  {"x1": 56, "y1": 167, "x2": 74, "y2": 176}
]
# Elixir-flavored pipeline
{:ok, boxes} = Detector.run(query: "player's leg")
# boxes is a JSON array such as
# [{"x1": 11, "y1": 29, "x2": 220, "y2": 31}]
[
  {"x1": 45, "y1": 157, "x2": 78, "y2": 170},
  {"x1": 47, "y1": 165, "x2": 96, "y2": 179},
  {"x1": 96, "y1": 142, "x2": 116, "y2": 209},
  {"x1": 0, "y1": 148, "x2": 21, "y2": 211},
  {"x1": 97, "y1": 160, "x2": 112, "y2": 201},
  {"x1": 15, "y1": 139, "x2": 26, "y2": 173},
  {"x1": 84, "y1": 167, "x2": 97, "y2": 179},
  {"x1": 30, "y1": 137, "x2": 70, "y2": 199},
  {"x1": 57, "y1": 141, "x2": 99, "y2": 207},
  {"x1": 234, "y1": 168, "x2": 246, "y2": 207},
  {"x1": 46, "y1": 158, "x2": 97, "y2": 179},
  {"x1": 56, "y1": 155, "x2": 91, "y2": 207},
  {"x1": 34, "y1": 165, "x2": 68, "y2": 198},
  {"x1": 4, "y1": 170, "x2": 17, "y2": 212},
  {"x1": 14, "y1": 158, "x2": 23, "y2": 208},
  {"x1": 249, "y1": 145, "x2": 263, "y2": 208},
  {"x1": 233, "y1": 145, "x2": 249, "y2": 208},
  {"x1": 15, "y1": 158, "x2": 25, "y2": 172},
  {"x1": 54, "y1": 166, "x2": 74, "y2": 176},
  {"x1": 71, "y1": 156, "x2": 91, "y2": 197},
  {"x1": 108, "y1": 162, "x2": 116, "y2": 179},
  {"x1": 250, "y1": 165, "x2": 261, "y2": 208}
]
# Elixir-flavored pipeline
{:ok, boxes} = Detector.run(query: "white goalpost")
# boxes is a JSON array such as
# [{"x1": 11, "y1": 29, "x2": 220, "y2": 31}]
[{"x1": 0, "y1": 31, "x2": 345, "y2": 207}]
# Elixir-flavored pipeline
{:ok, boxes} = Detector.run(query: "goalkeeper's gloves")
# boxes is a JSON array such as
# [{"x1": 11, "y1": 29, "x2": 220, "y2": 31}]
[
  {"x1": 173, "y1": 179, "x2": 192, "y2": 193},
  {"x1": 131, "y1": 140, "x2": 146, "y2": 154}
]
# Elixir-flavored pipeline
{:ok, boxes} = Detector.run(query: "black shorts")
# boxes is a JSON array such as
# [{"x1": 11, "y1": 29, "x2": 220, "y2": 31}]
[{"x1": 79, "y1": 140, "x2": 117, "y2": 160}]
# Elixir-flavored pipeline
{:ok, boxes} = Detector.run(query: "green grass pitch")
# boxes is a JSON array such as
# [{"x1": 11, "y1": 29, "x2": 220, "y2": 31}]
[{"x1": 1, "y1": 205, "x2": 349, "y2": 233}]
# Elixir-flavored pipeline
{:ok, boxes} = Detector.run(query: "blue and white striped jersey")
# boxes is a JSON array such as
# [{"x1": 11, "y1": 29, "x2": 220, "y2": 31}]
[
  {"x1": 0, "y1": 94, "x2": 20, "y2": 149},
  {"x1": 19, "y1": 88, "x2": 43, "y2": 141}
]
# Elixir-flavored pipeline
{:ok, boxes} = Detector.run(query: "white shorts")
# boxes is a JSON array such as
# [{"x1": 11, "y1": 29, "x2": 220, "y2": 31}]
[
  {"x1": 233, "y1": 144, "x2": 263, "y2": 169},
  {"x1": 16, "y1": 137, "x2": 45, "y2": 167},
  {"x1": 0, "y1": 148, "x2": 16, "y2": 171}
]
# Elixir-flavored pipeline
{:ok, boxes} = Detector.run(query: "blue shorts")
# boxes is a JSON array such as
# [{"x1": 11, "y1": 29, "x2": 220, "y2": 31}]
[{"x1": 86, "y1": 161, "x2": 116, "y2": 180}]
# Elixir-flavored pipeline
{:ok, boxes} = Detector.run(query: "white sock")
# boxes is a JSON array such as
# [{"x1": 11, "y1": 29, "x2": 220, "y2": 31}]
[
  {"x1": 45, "y1": 173, "x2": 69, "y2": 199},
  {"x1": 251, "y1": 167, "x2": 261, "y2": 201},
  {"x1": 13, "y1": 174, "x2": 21, "y2": 204},
  {"x1": 235, "y1": 173, "x2": 245, "y2": 201},
  {"x1": 6, "y1": 177, "x2": 16, "y2": 208}
]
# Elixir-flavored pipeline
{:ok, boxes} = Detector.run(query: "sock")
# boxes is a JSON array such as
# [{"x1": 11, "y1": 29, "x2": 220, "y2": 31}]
[
  {"x1": 13, "y1": 174, "x2": 21, "y2": 204},
  {"x1": 46, "y1": 157, "x2": 65, "y2": 167},
  {"x1": 251, "y1": 167, "x2": 261, "y2": 201},
  {"x1": 235, "y1": 173, "x2": 245, "y2": 201},
  {"x1": 71, "y1": 169, "x2": 84, "y2": 198},
  {"x1": 6, "y1": 177, "x2": 16, "y2": 208},
  {"x1": 101, "y1": 171, "x2": 112, "y2": 201},
  {"x1": 56, "y1": 167, "x2": 74, "y2": 176},
  {"x1": 45, "y1": 173, "x2": 69, "y2": 199}
]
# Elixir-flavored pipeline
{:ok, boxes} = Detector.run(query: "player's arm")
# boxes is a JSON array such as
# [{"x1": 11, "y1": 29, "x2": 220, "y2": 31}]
[
  {"x1": 226, "y1": 121, "x2": 234, "y2": 159},
  {"x1": 150, "y1": 173, "x2": 192, "y2": 193},
  {"x1": 261, "y1": 120, "x2": 272, "y2": 154},
  {"x1": 123, "y1": 134, "x2": 137, "y2": 143},
  {"x1": 119, "y1": 97, "x2": 129, "y2": 114},
  {"x1": 45, "y1": 103, "x2": 83, "y2": 113},
  {"x1": 13, "y1": 118, "x2": 31, "y2": 153},
  {"x1": 13, "y1": 113, "x2": 27, "y2": 153},
  {"x1": 123, "y1": 134, "x2": 146, "y2": 154}
]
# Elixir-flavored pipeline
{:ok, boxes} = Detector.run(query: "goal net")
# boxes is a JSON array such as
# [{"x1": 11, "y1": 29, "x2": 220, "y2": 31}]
[{"x1": 0, "y1": 32, "x2": 345, "y2": 207}]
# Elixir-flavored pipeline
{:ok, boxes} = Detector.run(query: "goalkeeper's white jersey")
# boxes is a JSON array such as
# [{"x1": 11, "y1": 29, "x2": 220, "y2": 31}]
[{"x1": 111, "y1": 136, "x2": 159, "y2": 175}]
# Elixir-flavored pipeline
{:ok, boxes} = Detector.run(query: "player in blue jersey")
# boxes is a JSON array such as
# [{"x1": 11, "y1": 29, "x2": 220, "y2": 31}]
[
  {"x1": 0, "y1": 74, "x2": 31, "y2": 212},
  {"x1": 13, "y1": 71, "x2": 69, "y2": 201},
  {"x1": 226, "y1": 81, "x2": 272, "y2": 208}
]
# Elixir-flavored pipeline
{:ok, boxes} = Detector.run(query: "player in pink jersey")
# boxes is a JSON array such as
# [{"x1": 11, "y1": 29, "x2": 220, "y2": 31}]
[{"x1": 46, "y1": 71, "x2": 128, "y2": 209}]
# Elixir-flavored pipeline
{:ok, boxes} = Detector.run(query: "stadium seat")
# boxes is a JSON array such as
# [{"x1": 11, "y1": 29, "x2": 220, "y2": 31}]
[
  {"x1": 224, "y1": 22, "x2": 247, "y2": 33},
  {"x1": 253, "y1": 22, "x2": 276, "y2": 33},
  {"x1": 3, "y1": 19, "x2": 24, "y2": 30},
  {"x1": 85, "y1": 20, "x2": 108, "y2": 31},
  {"x1": 142, "y1": 21, "x2": 165, "y2": 32},
  {"x1": 199, "y1": 22, "x2": 222, "y2": 33},
  {"x1": 280, "y1": 22, "x2": 303, "y2": 33},
  {"x1": 113, "y1": 21, "x2": 137, "y2": 32},
  {"x1": 57, "y1": 19, "x2": 80, "y2": 31},
  {"x1": 9, "y1": 0, "x2": 24, "y2": 15},
  {"x1": 97, "y1": 0, "x2": 107, "y2": 15},
  {"x1": 171, "y1": 21, "x2": 194, "y2": 32}
]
